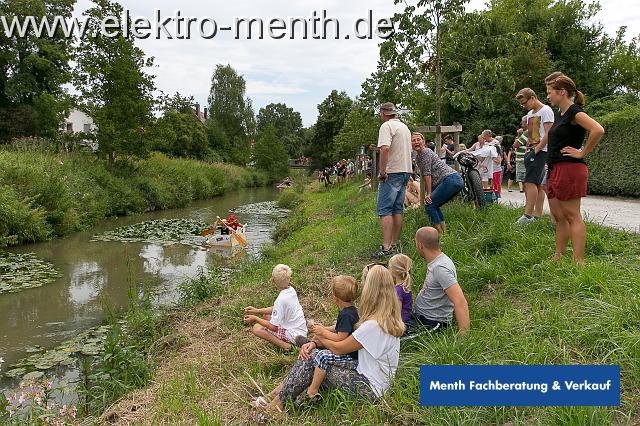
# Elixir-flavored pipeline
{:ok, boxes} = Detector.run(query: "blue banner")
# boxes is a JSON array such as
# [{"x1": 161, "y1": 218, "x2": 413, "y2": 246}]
[{"x1": 420, "y1": 365, "x2": 620, "y2": 406}]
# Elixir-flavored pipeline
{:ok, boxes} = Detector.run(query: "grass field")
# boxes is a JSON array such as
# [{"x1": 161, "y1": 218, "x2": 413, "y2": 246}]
[{"x1": 100, "y1": 181, "x2": 640, "y2": 425}]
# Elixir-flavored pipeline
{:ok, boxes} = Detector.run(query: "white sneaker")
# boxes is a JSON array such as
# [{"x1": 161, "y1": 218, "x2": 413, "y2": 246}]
[{"x1": 515, "y1": 214, "x2": 536, "y2": 226}]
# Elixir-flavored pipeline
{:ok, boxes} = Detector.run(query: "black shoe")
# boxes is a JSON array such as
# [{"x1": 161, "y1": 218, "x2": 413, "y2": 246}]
[
  {"x1": 370, "y1": 245, "x2": 392, "y2": 259},
  {"x1": 390, "y1": 243, "x2": 402, "y2": 254}
]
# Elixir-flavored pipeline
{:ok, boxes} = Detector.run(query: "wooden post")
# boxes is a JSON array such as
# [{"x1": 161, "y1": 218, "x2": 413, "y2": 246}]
[
  {"x1": 453, "y1": 123, "x2": 461, "y2": 172},
  {"x1": 370, "y1": 144, "x2": 378, "y2": 192}
]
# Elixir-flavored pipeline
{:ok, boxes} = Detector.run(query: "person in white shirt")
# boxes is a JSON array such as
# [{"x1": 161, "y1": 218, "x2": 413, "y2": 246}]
[
  {"x1": 464, "y1": 134, "x2": 497, "y2": 188},
  {"x1": 256, "y1": 265, "x2": 404, "y2": 412},
  {"x1": 514, "y1": 88, "x2": 555, "y2": 225},
  {"x1": 244, "y1": 264, "x2": 307, "y2": 351}
]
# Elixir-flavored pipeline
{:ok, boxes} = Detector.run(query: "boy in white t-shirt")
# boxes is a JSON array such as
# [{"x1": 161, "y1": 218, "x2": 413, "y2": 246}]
[{"x1": 243, "y1": 264, "x2": 308, "y2": 351}]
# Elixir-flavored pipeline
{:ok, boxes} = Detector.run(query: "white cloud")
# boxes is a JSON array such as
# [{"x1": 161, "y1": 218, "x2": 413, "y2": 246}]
[{"x1": 246, "y1": 81, "x2": 307, "y2": 95}]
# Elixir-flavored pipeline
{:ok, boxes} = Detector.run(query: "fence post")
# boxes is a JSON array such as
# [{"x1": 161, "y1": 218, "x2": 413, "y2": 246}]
[{"x1": 370, "y1": 144, "x2": 378, "y2": 192}]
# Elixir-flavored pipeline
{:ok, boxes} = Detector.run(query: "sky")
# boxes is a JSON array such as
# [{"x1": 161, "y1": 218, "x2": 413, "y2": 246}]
[{"x1": 73, "y1": 0, "x2": 639, "y2": 126}]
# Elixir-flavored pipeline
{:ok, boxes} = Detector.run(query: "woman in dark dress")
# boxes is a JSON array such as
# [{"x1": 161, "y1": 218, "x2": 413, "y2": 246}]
[{"x1": 545, "y1": 75, "x2": 605, "y2": 265}]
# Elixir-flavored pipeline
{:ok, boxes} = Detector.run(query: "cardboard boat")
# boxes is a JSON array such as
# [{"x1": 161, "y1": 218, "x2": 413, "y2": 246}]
[{"x1": 205, "y1": 225, "x2": 247, "y2": 248}]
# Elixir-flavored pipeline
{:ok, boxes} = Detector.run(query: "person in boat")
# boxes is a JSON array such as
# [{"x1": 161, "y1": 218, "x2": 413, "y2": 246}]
[{"x1": 219, "y1": 214, "x2": 241, "y2": 235}]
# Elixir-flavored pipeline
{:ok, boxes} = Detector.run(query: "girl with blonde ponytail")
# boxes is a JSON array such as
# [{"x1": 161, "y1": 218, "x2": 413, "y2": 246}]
[{"x1": 388, "y1": 254, "x2": 413, "y2": 327}]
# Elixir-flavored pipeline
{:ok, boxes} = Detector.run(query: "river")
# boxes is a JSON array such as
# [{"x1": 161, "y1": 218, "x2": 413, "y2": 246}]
[{"x1": 0, "y1": 187, "x2": 280, "y2": 390}]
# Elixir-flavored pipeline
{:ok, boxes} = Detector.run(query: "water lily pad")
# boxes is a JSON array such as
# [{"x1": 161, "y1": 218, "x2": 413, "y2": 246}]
[
  {"x1": 230, "y1": 201, "x2": 289, "y2": 218},
  {"x1": 25, "y1": 345, "x2": 44, "y2": 354},
  {"x1": 5, "y1": 368, "x2": 27, "y2": 378},
  {"x1": 23, "y1": 371, "x2": 44, "y2": 381},
  {"x1": 0, "y1": 252, "x2": 61, "y2": 295},
  {"x1": 91, "y1": 218, "x2": 210, "y2": 245},
  {"x1": 5, "y1": 323, "x2": 116, "y2": 379}
]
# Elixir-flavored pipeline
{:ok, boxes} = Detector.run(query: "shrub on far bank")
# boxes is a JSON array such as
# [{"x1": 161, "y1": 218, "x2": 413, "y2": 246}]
[{"x1": 0, "y1": 150, "x2": 269, "y2": 246}]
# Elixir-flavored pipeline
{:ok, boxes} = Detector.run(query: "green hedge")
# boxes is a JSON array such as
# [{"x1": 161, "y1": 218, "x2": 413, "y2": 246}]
[
  {"x1": 587, "y1": 104, "x2": 640, "y2": 198},
  {"x1": 0, "y1": 151, "x2": 268, "y2": 246}
]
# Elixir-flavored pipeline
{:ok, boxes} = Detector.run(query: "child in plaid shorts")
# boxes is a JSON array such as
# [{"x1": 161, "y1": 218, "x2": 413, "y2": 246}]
[
  {"x1": 303, "y1": 275, "x2": 359, "y2": 400},
  {"x1": 243, "y1": 264, "x2": 308, "y2": 351}
]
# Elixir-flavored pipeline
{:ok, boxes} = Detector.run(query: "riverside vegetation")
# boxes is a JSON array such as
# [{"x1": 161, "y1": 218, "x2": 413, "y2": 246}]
[
  {"x1": 0, "y1": 149, "x2": 268, "y2": 248},
  {"x1": 82, "y1": 181, "x2": 640, "y2": 425}
]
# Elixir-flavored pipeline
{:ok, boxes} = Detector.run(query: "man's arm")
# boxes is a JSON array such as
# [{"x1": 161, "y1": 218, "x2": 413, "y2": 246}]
[
  {"x1": 378, "y1": 145, "x2": 390, "y2": 176},
  {"x1": 444, "y1": 283, "x2": 470, "y2": 333}
]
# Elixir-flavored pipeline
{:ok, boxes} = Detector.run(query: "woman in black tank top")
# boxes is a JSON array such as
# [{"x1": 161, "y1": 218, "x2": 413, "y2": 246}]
[{"x1": 545, "y1": 75, "x2": 604, "y2": 265}]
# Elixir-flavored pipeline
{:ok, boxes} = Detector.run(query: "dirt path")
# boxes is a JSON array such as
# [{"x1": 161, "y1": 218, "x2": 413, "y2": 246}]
[{"x1": 498, "y1": 189, "x2": 640, "y2": 233}]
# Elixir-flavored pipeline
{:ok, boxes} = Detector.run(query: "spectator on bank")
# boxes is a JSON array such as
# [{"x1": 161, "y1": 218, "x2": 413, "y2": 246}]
[
  {"x1": 243, "y1": 264, "x2": 308, "y2": 351},
  {"x1": 465, "y1": 133, "x2": 497, "y2": 188},
  {"x1": 372, "y1": 103, "x2": 413, "y2": 259},
  {"x1": 404, "y1": 175, "x2": 421, "y2": 209},
  {"x1": 505, "y1": 142, "x2": 517, "y2": 192},
  {"x1": 412, "y1": 227, "x2": 470, "y2": 333},
  {"x1": 513, "y1": 118, "x2": 528, "y2": 192},
  {"x1": 413, "y1": 132, "x2": 464, "y2": 234},
  {"x1": 545, "y1": 75, "x2": 604, "y2": 265},
  {"x1": 514, "y1": 88, "x2": 554, "y2": 225},
  {"x1": 441, "y1": 134, "x2": 457, "y2": 167},
  {"x1": 485, "y1": 131, "x2": 503, "y2": 198}
]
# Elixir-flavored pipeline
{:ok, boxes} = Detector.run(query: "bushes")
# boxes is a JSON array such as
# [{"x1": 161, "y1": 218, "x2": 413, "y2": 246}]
[
  {"x1": 0, "y1": 150, "x2": 269, "y2": 246},
  {"x1": 0, "y1": 185, "x2": 51, "y2": 245},
  {"x1": 587, "y1": 104, "x2": 640, "y2": 197},
  {"x1": 277, "y1": 189, "x2": 303, "y2": 210}
]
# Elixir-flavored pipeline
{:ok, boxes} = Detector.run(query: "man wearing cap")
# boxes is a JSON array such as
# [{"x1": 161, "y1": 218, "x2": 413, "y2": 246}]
[{"x1": 372, "y1": 102, "x2": 413, "y2": 258}]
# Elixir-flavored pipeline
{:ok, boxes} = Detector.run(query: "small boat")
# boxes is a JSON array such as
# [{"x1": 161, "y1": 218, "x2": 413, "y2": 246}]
[
  {"x1": 205, "y1": 224, "x2": 247, "y2": 248},
  {"x1": 276, "y1": 177, "x2": 294, "y2": 191}
]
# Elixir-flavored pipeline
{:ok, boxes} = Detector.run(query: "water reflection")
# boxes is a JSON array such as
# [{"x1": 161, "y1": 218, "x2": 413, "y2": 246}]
[
  {"x1": 68, "y1": 262, "x2": 104, "y2": 305},
  {"x1": 0, "y1": 188, "x2": 279, "y2": 389}
]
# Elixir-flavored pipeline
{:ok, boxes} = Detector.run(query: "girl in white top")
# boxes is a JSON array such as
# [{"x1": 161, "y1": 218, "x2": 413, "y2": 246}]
[{"x1": 256, "y1": 265, "x2": 404, "y2": 412}]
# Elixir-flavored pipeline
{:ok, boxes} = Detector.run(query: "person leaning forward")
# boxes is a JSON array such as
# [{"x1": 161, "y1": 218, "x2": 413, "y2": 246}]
[{"x1": 371, "y1": 102, "x2": 413, "y2": 259}]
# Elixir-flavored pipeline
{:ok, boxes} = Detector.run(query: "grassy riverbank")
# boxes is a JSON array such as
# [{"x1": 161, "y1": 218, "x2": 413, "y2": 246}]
[
  {"x1": 0, "y1": 150, "x2": 268, "y2": 246},
  {"x1": 102, "y1": 182, "x2": 640, "y2": 425}
]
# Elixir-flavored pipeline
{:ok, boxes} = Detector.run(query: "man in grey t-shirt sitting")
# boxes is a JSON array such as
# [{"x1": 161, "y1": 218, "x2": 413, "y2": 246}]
[{"x1": 413, "y1": 227, "x2": 470, "y2": 333}]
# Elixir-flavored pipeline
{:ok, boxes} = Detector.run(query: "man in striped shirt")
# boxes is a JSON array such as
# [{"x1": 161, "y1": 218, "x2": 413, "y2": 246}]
[{"x1": 513, "y1": 116, "x2": 528, "y2": 193}]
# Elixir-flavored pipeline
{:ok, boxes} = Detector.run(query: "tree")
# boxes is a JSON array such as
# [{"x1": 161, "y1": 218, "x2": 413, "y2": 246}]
[
  {"x1": 0, "y1": 0, "x2": 74, "y2": 141},
  {"x1": 159, "y1": 92, "x2": 195, "y2": 114},
  {"x1": 333, "y1": 105, "x2": 379, "y2": 161},
  {"x1": 362, "y1": 0, "x2": 625, "y2": 145},
  {"x1": 207, "y1": 64, "x2": 255, "y2": 165},
  {"x1": 74, "y1": 0, "x2": 155, "y2": 166},
  {"x1": 254, "y1": 125, "x2": 289, "y2": 181},
  {"x1": 310, "y1": 90, "x2": 353, "y2": 169},
  {"x1": 256, "y1": 103, "x2": 304, "y2": 158},
  {"x1": 153, "y1": 109, "x2": 208, "y2": 159}
]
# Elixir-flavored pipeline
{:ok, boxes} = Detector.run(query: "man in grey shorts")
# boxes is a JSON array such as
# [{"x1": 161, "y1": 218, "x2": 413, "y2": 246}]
[
  {"x1": 412, "y1": 227, "x2": 470, "y2": 333},
  {"x1": 514, "y1": 88, "x2": 554, "y2": 225}
]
